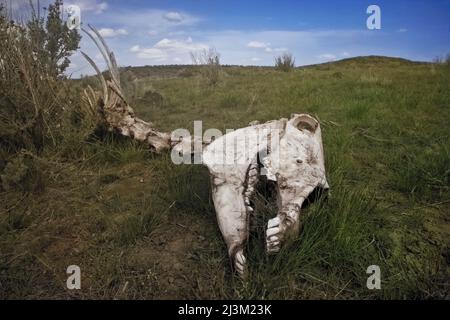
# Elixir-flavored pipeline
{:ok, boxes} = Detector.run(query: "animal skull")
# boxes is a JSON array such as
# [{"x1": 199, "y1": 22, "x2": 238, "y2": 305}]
[{"x1": 202, "y1": 114, "x2": 329, "y2": 275}]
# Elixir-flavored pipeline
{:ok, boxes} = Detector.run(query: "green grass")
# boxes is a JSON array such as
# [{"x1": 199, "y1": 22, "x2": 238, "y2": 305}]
[{"x1": 0, "y1": 57, "x2": 449, "y2": 299}]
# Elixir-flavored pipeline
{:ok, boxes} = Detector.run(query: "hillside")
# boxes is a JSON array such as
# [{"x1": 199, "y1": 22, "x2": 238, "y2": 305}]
[
  {"x1": 113, "y1": 56, "x2": 427, "y2": 80},
  {"x1": 1, "y1": 57, "x2": 449, "y2": 299}
]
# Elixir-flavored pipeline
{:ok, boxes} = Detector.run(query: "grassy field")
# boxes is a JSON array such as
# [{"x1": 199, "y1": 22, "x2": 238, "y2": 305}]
[{"x1": 0, "y1": 56, "x2": 449, "y2": 299}]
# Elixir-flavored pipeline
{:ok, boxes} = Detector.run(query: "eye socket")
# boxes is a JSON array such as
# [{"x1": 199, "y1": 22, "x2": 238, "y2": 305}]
[{"x1": 293, "y1": 115, "x2": 318, "y2": 132}]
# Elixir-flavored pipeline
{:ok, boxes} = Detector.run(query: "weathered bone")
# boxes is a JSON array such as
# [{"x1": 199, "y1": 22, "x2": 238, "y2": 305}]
[
  {"x1": 202, "y1": 114, "x2": 328, "y2": 274},
  {"x1": 81, "y1": 25, "x2": 170, "y2": 152},
  {"x1": 83, "y1": 30, "x2": 328, "y2": 277}
]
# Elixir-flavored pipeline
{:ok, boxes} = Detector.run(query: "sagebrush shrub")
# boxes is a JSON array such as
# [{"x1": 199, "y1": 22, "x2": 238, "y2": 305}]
[
  {"x1": 275, "y1": 52, "x2": 295, "y2": 72},
  {"x1": 191, "y1": 48, "x2": 222, "y2": 86}
]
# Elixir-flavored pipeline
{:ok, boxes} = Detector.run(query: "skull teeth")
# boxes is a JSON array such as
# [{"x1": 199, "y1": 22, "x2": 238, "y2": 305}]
[
  {"x1": 234, "y1": 251, "x2": 247, "y2": 276},
  {"x1": 267, "y1": 227, "x2": 280, "y2": 237},
  {"x1": 267, "y1": 216, "x2": 280, "y2": 228}
]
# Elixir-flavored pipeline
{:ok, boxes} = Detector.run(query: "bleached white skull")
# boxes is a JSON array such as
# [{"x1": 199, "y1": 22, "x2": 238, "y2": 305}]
[{"x1": 200, "y1": 114, "x2": 329, "y2": 276}]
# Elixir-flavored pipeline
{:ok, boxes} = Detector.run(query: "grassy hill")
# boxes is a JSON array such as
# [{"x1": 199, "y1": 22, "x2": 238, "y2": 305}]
[{"x1": 1, "y1": 56, "x2": 449, "y2": 299}]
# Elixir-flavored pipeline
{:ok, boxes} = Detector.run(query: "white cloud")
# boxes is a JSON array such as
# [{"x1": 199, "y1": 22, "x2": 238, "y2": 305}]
[
  {"x1": 136, "y1": 48, "x2": 167, "y2": 61},
  {"x1": 248, "y1": 41, "x2": 288, "y2": 53},
  {"x1": 101, "y1": 9, "x2": 200, "y2": 35},
  {"x1": 69, "y1": 8, "x2": 204, "y2": 74},
  {"x1": 251, "y1": 57, "x2": 261, "y2": 62},
  {"x1": 318, "y1": 53, "x2": 337, "y2": 61},
  {"x1": 130, "y1": 45, "x2": 140, "y2": 53},
  {"x1": 129, "y1": 37, "x2": 208, "y2": 61},
  {"x1": 248, "y1": 41, "x2": 270, "y2": 48},
  {"x1": 163, "y1": 11, "x2": 184, "y2": 22},
  {"x1": 397, "y1": 28, "x2": 408, "y2": 33},
  {"x1": 129, "y1": 46, "x2": 166, "y2": 60},
  {"x1": 67, "y1": 0, "x2": 108, "y2": 14},
  {"x1": 154, "y1": 37, "x2": 207, "y2": 52},
  {"x1": 97, "y1": 28, "x2": 128, "y2": 38}
]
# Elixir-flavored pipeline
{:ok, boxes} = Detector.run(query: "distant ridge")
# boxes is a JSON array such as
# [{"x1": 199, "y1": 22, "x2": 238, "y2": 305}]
[
  {"x1": 77, "y1": 55, "x2": 429, "y2": 80},
  {"x1": 121, "y1": 55, "x2": 424, "y2": 70},
  {"x1": 301, "y1": 55, "x2": 428, "y2": 68}
]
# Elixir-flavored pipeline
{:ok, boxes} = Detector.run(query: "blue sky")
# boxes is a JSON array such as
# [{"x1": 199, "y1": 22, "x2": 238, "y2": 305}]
[{"x1": 6, "y1": 0, "x2": 450, "y2": 76}]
